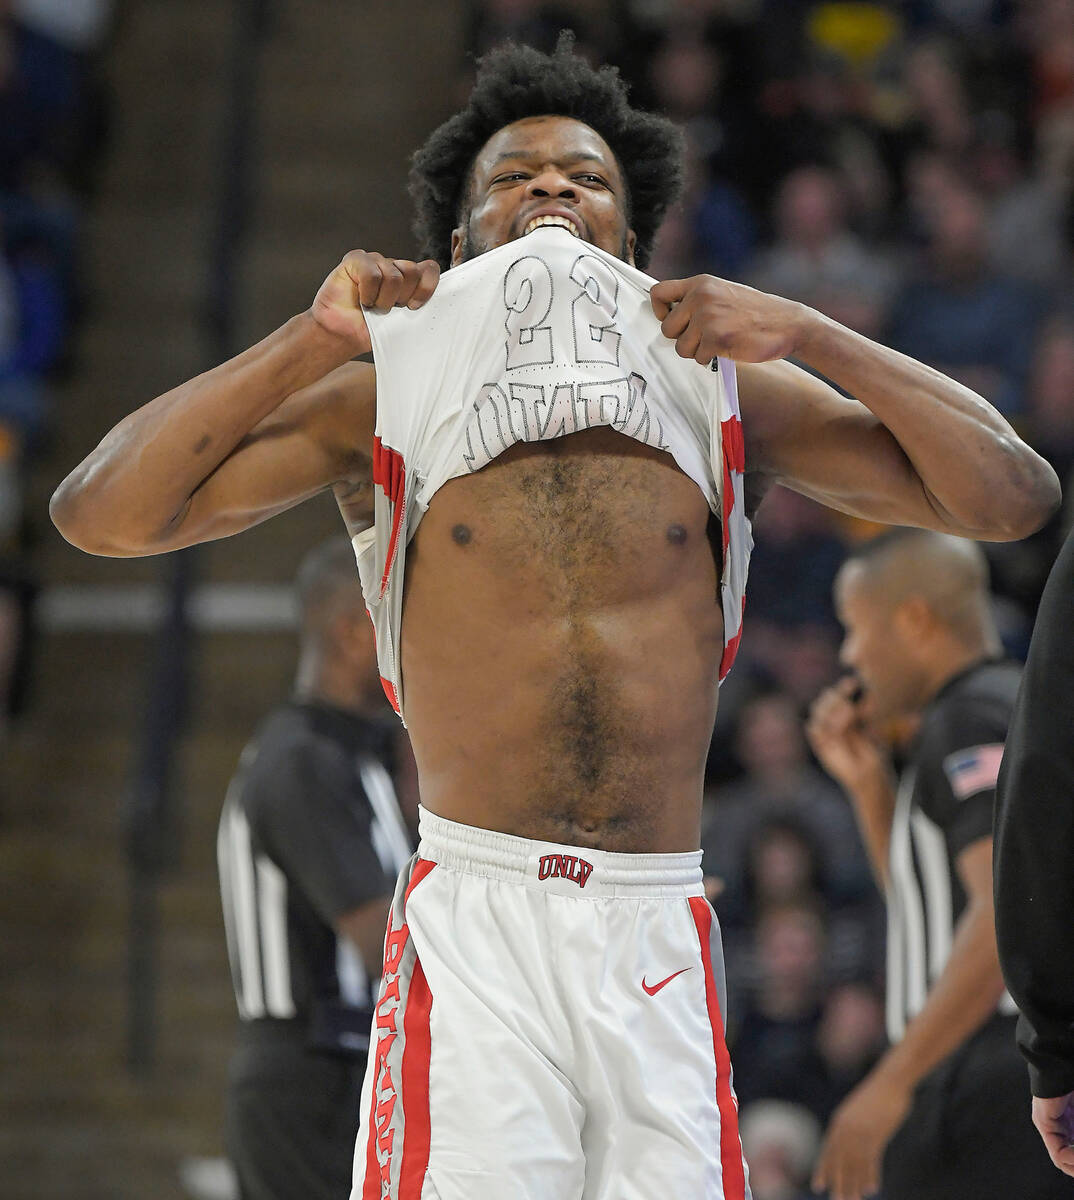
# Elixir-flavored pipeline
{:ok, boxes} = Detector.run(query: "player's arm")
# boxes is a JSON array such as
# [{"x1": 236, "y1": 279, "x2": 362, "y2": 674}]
[
  {"x1": 812, "y1": 837, "x2": 1004, "y2": 1200},
  {"x1": 650, "y1": 277, "x2": 1059, "y2": 541},
  {"x1": 877, "y1": 837, "x2": 1006, "y2": 1085},
  {"x1": 337, "y1": 896, "x2": 394, "y2": 979},
  {"x1": 50, "y1": 252, "x2": 439, "y2": 556}
]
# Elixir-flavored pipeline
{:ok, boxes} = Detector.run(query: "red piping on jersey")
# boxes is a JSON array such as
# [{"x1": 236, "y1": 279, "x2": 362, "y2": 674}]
[
  {"x1": 719, "y1": 618, "x2": 743, "y2": 683},
  {"x1": 720, "y1": 412, "x2": 746, "y2": 679},
  {"x1": 373, "y1": 436, "x2": 407, "y2": 597}
]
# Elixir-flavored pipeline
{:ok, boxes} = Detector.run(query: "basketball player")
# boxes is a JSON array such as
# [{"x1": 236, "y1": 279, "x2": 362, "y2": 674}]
[
  {"x1": 218, "y1": 538, "x2": 412, "y2": 1200},
  {"x1": 995, "y1": 524, "x2": 1074, "y2": 1178},
  {"x1": 50, "y1": 38, "x2": 1058, "y2": 1199},
  {"x1": 806, "y1": 530, "x2": 1067, "y2": 1200}
]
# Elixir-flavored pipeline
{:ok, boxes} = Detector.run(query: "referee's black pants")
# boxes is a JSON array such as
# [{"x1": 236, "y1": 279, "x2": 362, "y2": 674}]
[
  {"x1": 882, "y1": 1015, "x2": 1073, "y2": 1199},
  {"x1": 225, "y1": 1028, "x2": 367, "y2": 1200}
]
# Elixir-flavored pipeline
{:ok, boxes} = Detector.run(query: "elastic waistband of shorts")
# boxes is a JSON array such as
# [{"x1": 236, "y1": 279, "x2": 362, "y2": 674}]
[{"x1": 417, "y1": 805, "x2": 704, "y2": 899}]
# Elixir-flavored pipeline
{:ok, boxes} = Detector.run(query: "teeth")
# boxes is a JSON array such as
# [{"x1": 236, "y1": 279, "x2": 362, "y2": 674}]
[{"x1": 524, "y1": 214, "x2": 580, "y2": 237}]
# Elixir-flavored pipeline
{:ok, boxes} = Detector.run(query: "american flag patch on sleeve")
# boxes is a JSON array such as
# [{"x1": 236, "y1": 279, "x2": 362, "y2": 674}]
[{"x1": 941, "y1": 743, "x2": 1005, "y2": 800}]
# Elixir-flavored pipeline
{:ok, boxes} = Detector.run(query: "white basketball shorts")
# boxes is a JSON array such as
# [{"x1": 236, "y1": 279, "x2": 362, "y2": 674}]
[{"x1": 351, "y1": 806, "x2": 750, "y2": 1200}]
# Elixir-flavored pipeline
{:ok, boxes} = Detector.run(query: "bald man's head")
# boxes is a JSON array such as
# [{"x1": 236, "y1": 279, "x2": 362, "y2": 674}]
[
  {"x1": 839, "y1": 528, "x2": 995, "y2": 645},
  {"x1": 834, "y1": 529, "x2": 1000, "y2": 721}
]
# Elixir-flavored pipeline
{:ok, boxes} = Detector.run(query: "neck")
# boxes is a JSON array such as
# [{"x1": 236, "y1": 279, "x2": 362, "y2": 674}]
[{"x1": 920, "y1": 638, "x2": 997, "y2": 705}]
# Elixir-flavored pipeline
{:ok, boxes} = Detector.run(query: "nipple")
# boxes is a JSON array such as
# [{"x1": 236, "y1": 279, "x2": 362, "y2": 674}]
[
  {"x1": 666, "y1": 524, "x2": 687, "y2": 545},
  {"x1": 452, "y1": 524, "x2": 473, "y2": 546}
]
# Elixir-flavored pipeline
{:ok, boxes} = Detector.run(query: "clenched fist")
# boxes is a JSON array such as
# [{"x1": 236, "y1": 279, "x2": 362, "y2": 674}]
[
  {"x1": 650, "y1": 274, "x2": 807, "y2": 365},
  {"x1": 310, "y1": 250, "x2": 441, "y2": 354}
]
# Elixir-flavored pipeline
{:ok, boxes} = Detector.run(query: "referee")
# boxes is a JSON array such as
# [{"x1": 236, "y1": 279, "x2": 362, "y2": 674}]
[
  {"x1": 806, "y1": 529, "x2": 1067, "y2": 1200},
  {"x1": 216, "y1": 538, "x2": 414, "y2": 1200}
]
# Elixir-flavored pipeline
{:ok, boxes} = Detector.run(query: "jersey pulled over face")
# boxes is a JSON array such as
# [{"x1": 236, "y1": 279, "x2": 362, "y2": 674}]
[{"x1": 355, "y1": 227, "x2": 751, "y2": 852}]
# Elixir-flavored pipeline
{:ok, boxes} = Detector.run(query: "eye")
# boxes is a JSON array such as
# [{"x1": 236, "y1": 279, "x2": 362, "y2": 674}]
[
  {"x1": 575, "y1": 173, "x2": 608, "y2": 186},
  {"x1": 491, "y1": 172, "x2": 528, "y2": 185}
]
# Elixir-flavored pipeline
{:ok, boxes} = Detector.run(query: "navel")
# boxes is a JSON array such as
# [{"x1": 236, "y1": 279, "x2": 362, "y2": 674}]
[
  {"x1": 666, "y1": 523, "x2": 688, "y2": 545},
  {"x1": 451, "y1": 523, "x2": 472, "y2": 546}
]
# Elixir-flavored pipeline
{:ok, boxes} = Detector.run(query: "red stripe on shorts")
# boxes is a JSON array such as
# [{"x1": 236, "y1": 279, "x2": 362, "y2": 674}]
[
  {"x1": 360, "y1": 863, "x2": 437, "y2": 1199},
  {"x1": 397, "y1": 859, "x2": 436, "y2": 1196},
  {"x1": 405, "y1": 857, "x2": 436, "y2": 901},
  {"x1": 398, "y1": 955, "x2": 433, "y2": 1197},
  {"x1": 688, "y1": 895, "x2": 747, "y2": 1200}
]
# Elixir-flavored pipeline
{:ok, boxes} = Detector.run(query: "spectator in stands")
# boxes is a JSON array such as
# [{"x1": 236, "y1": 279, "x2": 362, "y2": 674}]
[
  {"x1": 985, "y1": 315, "x2": 1074, "y2": 622},
  {"x1": 645, "y1": 129, "x2": 756, "y2": 282},
  {"x1": 749, "y1": 164, "x2": 898, "y2": 338},
  {"x1": 1018, "y1": 0, "x2": 1074, "y2": 121},
  {"x1": 813, "y1": 981, "x2": 886, "y2": 1121},
  {"x1": 887, "y1": 176, "x2": 1043, "y2": 414},
  {"x1": 986, "y1": 107, "x2": 1073, "y2": 292},
  {"x1": 902, "y1": 37, "x2": 975, "y2": 158},
  {"x1": 701, "y1": 694, "x2": 871, "y2": 926},
  {"x1": 0, "y1": 209, "x2": 66, "y2": 450},
  {"x1": 729, "y1": 902, "x2": 831, "y2": 1114},
  {"x1": 738, "y1": 1099, "x2": 821, "y2": 1200},
  {"x1": 744, "y1": 485, "x2": 848, "y2": 633}
]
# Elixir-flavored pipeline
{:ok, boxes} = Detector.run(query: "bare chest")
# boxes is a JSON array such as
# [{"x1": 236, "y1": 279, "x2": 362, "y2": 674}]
[{"x1": 408, "y1": 428, "x2": 719, "y2": 603}]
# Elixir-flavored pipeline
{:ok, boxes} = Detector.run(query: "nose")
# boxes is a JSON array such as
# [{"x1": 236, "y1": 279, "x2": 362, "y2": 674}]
[{"x1": 526, "y1": 168, "x2": 577, "y2": 201}]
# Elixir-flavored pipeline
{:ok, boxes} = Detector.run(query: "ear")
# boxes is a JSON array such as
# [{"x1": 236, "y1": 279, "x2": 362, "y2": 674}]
[
  {"x1": 450, "y1": 226, "x2": 465, "y2": 267},
  {"x1": 894, "y1": 595, "x2": 934, "y2": 641},
  {"x1": 625, "y1": 227, "x2": 637, "y2": 266}
]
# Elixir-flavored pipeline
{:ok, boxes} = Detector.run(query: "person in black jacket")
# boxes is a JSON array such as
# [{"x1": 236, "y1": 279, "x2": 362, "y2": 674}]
[
  {"x1": 806, "y1": 528, "x2": 1067, "y2": 1200},
  {"x1": 995, "y1": 523, "x2": 1074, "y2": 1178},
  {"x1": 217, "y1": 537, "x2": 415, "y2": 1200}
]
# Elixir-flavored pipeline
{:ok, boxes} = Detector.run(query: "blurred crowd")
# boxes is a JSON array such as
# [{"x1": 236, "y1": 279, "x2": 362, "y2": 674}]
[
  {"x1": 0, "y1": 0, "x2": 113, "y2": 745},
  {"x1": 462, "y1": 1, "x2": 1074, "y2": 1195}
]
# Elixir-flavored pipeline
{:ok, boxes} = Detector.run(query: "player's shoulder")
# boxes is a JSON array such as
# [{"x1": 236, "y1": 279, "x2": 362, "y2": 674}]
[
  {"x1": 241, "y1": 703, "x2": 317, "y2": 775},
  {"x1": 237, "y1": 703, "x2": 357, "y2": 811},
  {"x1": 917, "y1": 660, "x2": 1020, "y2": 760},
  {"x1": 933, "y1": 659, "x2": 1021, "y2": 716}
]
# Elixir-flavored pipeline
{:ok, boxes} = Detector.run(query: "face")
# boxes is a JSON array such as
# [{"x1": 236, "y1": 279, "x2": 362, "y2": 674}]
[
  {"x1": 451, "y1": 115, "x2": 636, "y2": 266},
  {"x1": 834, "y1": 563, "x2": 928, "y2": 723}
]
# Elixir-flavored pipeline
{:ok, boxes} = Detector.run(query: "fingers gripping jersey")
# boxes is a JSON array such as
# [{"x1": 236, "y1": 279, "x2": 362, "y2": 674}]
[{"x1": 354, "y1": 226, "x2": 753, "y2": 721}]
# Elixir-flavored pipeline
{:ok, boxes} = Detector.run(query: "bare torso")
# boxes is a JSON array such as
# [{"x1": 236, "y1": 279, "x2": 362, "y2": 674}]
[{"x1": 387, "y1": 425, "x2": 724, "y2": 853}]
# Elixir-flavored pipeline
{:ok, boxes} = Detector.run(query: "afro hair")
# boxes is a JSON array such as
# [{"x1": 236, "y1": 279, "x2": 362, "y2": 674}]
[{"x1": 409, "y1": 33, "x2": 685, "y2": 271}]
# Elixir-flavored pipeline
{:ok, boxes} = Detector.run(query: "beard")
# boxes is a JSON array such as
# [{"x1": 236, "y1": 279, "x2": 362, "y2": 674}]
[{"x1": 456, "y1": 223, "x2": 484, "y2": 263}]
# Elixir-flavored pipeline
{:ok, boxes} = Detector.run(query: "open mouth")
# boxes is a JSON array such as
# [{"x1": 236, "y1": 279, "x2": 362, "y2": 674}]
[{"x1": 523, "y1": 214, "x2": 582, "y2": 237}]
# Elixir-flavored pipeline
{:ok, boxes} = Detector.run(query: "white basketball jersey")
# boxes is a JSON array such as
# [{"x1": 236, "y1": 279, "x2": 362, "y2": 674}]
[{"x1": 354, "y1": 225, "x2": 753, "y2": 721}]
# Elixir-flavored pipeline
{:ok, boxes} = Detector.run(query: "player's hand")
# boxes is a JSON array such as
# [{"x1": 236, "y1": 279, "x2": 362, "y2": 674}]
[
  {"x1": 806, "y1": 677, "x2": 889, "y2": 794},
  {"x1": 649, "y1": 274, "x2": 806, "y2": 365},
  {"x1": 310, "y1": 251, "x2": 441, "y2": 354},
  {"x1": 1032, "y1": 1093, "x2": 1074, "y2": 1177},
  {"x1": 812, "y1": 1068, "x2": 912, "y2": 1200}
]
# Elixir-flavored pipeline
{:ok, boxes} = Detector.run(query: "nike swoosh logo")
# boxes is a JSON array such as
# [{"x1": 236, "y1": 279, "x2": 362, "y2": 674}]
[{"x1": 641, "y1": 967, "x2": 693, "y2": 996}]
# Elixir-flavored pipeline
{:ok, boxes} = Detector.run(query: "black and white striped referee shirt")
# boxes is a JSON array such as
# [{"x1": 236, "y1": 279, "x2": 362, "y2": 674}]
[
  {"x1": 887, "y1": 659, "x2": 1019, "y2": 1043},
  {"x1": 217, "y1": 700, "x2": 413, "y2": 1054}
]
